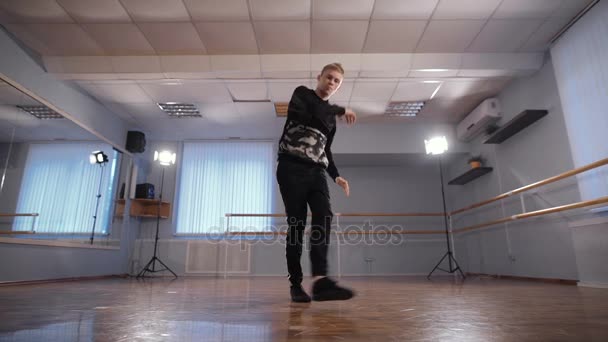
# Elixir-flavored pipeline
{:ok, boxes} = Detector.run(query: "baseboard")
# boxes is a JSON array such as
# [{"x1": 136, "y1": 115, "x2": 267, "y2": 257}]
[
  {"x1": 131, "y1": 273, "x2": 453, "y2": 278},
  {"x1": 467, "y1": 272, "x2": 577, "y2": 285},
  {"x1": 0, "y1": 274, "x2": 129, "y2": 287},
  {"x1": 0, "y1": 237, "x2": 120, "y2": 250},
  {"x1": 577, "y1": 281, "x2": 608, "y2": 289}
]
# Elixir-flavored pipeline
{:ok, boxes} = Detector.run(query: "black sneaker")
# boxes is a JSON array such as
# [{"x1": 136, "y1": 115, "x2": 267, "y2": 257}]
[
  {"x1": 290, "y1": 285, "x2": 311, "y2": 303},
  {"x1": 312, "y1": 277, "x2": 355, "y2": 301}
]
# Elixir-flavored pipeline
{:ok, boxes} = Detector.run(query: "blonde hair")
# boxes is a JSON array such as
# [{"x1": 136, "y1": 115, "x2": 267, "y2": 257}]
[{"x1": 321, "y1": 62, "x2": 344, "y2": 76}]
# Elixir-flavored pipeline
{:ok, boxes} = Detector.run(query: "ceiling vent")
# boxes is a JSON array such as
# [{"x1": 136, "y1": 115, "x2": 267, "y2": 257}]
[
  {"x1": 17, "y1": 105, "x2": 63, "y2": 119},
  {"x1": 384, "y1": 101, "x2": 425, "y2": 117},
  {"x1": 157, "y1": 102, "x2": 201, "y2": 118}
]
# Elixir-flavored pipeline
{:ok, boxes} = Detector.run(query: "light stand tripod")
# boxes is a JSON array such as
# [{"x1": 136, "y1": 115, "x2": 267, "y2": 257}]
[
  {"x1": 137, "y1": 158, "x2": 177, "y2": 278},
  {"x1": 427, "y1": 155, "x2": 465, "y2": 279},
  {"x1": 89, "y1": 151, "x2": 108, "y2": 245}
]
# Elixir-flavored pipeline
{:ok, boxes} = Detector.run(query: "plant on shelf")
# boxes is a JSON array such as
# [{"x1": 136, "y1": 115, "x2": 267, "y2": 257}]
[{"x1": 467, "y1": 155, "x2": 484, "y2": 169}]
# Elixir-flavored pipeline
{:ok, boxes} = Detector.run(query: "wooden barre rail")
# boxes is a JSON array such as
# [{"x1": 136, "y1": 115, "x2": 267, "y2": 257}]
[
  {"x1": 226, "y1": 212, "x2": 444, "y2": 217},
  {"x1": 0, "y1": 214, "x2": 37, "y2": 235},
  {"x1": 450, "y1": 157, "x2": 608, "y2": 215},
  {"x1": 454, "y1": 196, "x2": 608, "y2": 234},
  {"x1": 224, "y1": 157, "x2": 608, "y2": 237},
  {"x1": 224, "y1": 196, "x2": 608, "y2": 236},
  {"x1": 0, "y1": 213, "x2": 39, "y2": 217},
  {"x1": 228, "y1": 229, "x2": 445, "y2": 236},
  {"x1": 337, "y1": 212, "x2": 444, "y2": 217}
]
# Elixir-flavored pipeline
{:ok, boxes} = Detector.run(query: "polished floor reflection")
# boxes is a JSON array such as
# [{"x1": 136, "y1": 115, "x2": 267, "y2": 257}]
[{"x1": 1, "y1": 276, "x2": 607, "y2": 341}]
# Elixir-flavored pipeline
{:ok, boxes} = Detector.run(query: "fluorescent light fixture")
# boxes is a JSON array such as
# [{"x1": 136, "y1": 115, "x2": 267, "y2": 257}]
[
  {"x1": 232, "y1": 99, "x2": 271, "y2": 103},
  {"x1": 90, "y1": 151, "x2": 108, "y2": 164},
  {"x1": 430, "y1": 83, "x2": 443, "y2": 100},
  {"x1": 385, "y1": 101, "x2": 425, "y2": 117},
  {"x1": 424, "y1": 136, "x2": 448, "y2": 155},
  {"x1": 417, "y1": 69, "x2": 449, "y2": 72},
  {"x1": 422, "y1": 80, "x2": 441, "y2": 84},
  {"x1": 230, "y1": 93, "x2": 271, "y2": 103},
  {"x1": 274, "y1": 102, "x2": 288, "y2": 117},
  {"x1": 154, "y1": 150, "x2": 176, "y2": 166},
  {"x1": 157, "y1": 102, "x2": 201, "y2": 118},
  {"x1": 17, "y1": 105, "x2": 63, "y2": 119}
]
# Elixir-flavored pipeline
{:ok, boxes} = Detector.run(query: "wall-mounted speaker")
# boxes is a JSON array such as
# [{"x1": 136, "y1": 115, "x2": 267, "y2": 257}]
[{"x1": 126, "y1": 131, "x2": 146, "y2": 153}]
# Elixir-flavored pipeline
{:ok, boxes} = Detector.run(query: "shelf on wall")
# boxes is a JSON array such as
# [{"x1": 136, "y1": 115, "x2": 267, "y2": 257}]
[
  {"x1": 484, "y1": 109, "x2": 548, "y2": 144},
  {"x1": 448, "y1": 167, "x2": 493, "y2": 185},
  {"x1": 115, "y1": 199, "x2": 171, "y2": 219}
]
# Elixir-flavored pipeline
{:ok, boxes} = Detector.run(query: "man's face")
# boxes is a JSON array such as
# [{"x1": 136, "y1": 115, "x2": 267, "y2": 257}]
[{"x1": 316, "y1": 69, "x2": 343, "y2": 99}]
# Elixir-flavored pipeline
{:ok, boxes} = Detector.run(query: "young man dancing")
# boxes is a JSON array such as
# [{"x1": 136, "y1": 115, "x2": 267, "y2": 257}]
[{"x1": 276, "y1": 63, "x2": 357, "y2": 302}]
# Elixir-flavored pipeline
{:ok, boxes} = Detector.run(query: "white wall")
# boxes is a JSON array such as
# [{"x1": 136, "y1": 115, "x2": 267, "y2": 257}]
[
  {"x1": 131, "y1": 143, "x2": 453, "y2": 277},
  {"x1": 332, "y1": 122, "x2": 468, "y2": 154},
  {"x1": 447, "y1": 57, "x2": 581, "y2": 280}
]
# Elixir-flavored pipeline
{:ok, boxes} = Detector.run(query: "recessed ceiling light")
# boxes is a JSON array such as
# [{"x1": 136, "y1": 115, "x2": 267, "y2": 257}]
[
  {"x1": 385, "y1": 101, "x2": 425, "y2": 117},
  {"x1": 17, "y1": 105, "x2": 64, "y2": 119},
  {"x1": 417, "y1": 69, "x2": 449, "y2": 72},
  {"x1": 157, "y1": 103, "x2": 201, "y2": 118}
]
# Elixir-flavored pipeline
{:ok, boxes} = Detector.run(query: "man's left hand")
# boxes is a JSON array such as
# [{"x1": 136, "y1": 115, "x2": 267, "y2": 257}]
[{"x1": 336, "y1": 177, "x2": 350, "y2": 196}]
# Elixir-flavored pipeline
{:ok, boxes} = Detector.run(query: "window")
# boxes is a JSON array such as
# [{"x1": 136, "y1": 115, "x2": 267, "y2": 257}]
[
  {"x1": 551, "y1": 0, "x2": 608, "y2": 202},
  {"x1": 176, "y1": 141, "x2": 274, "y2": 234},
  {"x1": 13, "y1": 143, "x2": 118, "y2": 234}
]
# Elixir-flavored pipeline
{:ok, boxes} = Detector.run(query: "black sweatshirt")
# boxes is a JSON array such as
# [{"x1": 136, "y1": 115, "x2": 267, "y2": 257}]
[{"x1": 278, "y1": 86, "x2": 346, "y2": 181}]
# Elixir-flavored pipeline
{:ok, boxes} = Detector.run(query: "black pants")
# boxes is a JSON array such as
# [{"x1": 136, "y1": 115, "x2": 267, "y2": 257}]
[{"x1": 276, "y1": 160, "x2": 333, "y2": 286}]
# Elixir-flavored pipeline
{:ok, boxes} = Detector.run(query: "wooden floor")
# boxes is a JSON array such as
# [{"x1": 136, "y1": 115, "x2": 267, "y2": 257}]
[{"x1": 1, "y1": 276, "x2": 607, "y2": 341}]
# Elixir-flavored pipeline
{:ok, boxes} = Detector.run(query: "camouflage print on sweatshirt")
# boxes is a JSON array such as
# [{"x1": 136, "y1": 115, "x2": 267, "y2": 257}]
[{"x1": 278, "y1": 120, "x2": 329, "y2": 167}]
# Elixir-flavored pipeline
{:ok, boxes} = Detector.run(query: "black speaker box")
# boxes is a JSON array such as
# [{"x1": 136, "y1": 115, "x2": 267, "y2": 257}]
[
  {"x1": 126, "y1": 131, "x2": 146, "y2": 153},
  {"x1": 135, "y1": 183, "x2": 155, "y2": 199}
]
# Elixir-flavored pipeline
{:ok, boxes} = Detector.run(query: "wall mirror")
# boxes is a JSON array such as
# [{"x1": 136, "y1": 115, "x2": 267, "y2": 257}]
[{"x1": 0, "y1": 77, "x2": 130, "y2": 247}]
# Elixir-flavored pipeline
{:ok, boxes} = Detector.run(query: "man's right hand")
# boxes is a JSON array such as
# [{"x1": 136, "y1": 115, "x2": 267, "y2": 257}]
[{"x1": 344, "y1": 108, "x2": 357, "y2": 125}]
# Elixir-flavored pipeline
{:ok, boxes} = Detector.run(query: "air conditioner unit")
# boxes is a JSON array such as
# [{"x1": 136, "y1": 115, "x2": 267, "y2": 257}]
[{"x1": 456, "y1": 98, "x2": 501, "y2": 142}]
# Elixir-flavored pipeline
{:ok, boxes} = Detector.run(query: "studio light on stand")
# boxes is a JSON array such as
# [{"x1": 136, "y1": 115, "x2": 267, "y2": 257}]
[
  {"x1": 89, "y1": 151, "x2": 108, "y2": 245},
  {"x1": 424, "y1": 136, "x2": 465, "y2": 279},
  {"x1": 137, "y1": 150, "x2": 178, "y2": 278}
]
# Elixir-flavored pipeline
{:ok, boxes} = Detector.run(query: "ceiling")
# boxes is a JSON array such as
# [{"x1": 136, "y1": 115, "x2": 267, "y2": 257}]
[{"x1": 0, "y1": 0, "x2": 594, "y2": 138}]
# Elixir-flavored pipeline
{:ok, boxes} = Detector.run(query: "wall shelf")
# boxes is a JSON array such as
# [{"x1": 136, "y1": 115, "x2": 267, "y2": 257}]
[
  {"x1": 115, "y1": 199, "x2": 171, "y2": 219},
  {"x1": 448, "y1": 167, "x2": 493, "y2": 185},
  {"x1": 484, "y1": 109, "x2": 548, "y2": 144}
]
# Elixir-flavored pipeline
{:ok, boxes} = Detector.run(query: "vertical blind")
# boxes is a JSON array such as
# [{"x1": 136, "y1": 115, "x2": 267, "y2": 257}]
[
  {"x1": 551, "y1": 0, "x2": 608, "y2": 201},
  {"x1": 13, "y1": 142, "x2": 117, "y2": 234},
  {"x1": 176, "y1": 141, "x2": 273, "y2": 234}
]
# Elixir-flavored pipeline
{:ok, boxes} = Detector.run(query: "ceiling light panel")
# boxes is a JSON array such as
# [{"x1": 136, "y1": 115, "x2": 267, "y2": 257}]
[
  {"x1": 157, "y1": 102, "x2": 201, "y2": 118},
  {"x1": 17, "y1": 105, "x2": 64, "y2": 119},
  {"x1": 384, "y1": 101, "x2": 425, "y2": 116}
]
